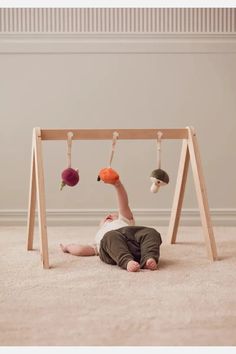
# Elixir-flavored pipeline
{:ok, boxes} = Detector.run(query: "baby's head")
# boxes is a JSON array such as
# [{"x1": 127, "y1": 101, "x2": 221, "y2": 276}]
[{"x1": 99, "y1": 213, "x2": 118, "y2": 227}]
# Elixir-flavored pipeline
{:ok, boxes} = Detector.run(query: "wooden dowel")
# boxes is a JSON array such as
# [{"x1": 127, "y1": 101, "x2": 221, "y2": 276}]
[{"x1": 40, "y1": 128, "x2": 188, "y2": 141}]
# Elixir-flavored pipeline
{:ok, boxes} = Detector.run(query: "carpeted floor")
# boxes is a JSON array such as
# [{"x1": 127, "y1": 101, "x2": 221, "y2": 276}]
[{"x1": 1, "y1": 226, "x2": 236, "y2": 346}]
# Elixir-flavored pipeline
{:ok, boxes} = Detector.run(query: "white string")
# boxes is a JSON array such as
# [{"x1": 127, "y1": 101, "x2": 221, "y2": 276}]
[
  {"x1": 108, "y1": 131, "x2": 119, "y2": 168},
  {"x1": 67, "y1": 131, "x2": 73, "y2": 168},
  {"x1": 157, "y1": 131, "x2": 163, "y2": 169}
]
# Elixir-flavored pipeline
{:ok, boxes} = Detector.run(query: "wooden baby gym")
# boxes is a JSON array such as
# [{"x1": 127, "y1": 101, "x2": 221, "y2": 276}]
[{"x1": 26, "y1": 127, "x2": 218, "y2": 269}]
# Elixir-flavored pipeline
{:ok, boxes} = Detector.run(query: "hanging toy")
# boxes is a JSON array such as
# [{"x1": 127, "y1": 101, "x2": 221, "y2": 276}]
[
  {"x1": 150, "y1": 131, "x2": 169, "y2": 193},
  {"x1": 97, "y1": 131, "x2": 120, "y2": 184},
  {"x1": 60, "y1": 132, "x2": 79, "y2": 190}
]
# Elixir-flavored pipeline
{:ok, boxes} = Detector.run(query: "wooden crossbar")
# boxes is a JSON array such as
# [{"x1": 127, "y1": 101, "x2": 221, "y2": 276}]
[
  {"x1": 40, "y1": 128, "x2": 188, "y2": 140},
  {"x1": 27, "y1": 126, "x2": 218, "y2": 269}
]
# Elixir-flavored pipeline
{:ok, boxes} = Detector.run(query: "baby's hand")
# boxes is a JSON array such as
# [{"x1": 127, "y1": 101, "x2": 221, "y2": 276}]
[{"x1": 113, "y1": 179, "x2": 122, "y2": 187}]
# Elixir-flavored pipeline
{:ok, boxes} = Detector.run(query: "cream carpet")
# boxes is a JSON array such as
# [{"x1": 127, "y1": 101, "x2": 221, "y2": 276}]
[{"x1": 1, "y1": 226, "x2": 236, "y2": 346}]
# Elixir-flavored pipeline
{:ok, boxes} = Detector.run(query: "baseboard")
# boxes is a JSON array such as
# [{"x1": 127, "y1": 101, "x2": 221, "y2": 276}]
[{"x1": 0, "y1": 208, "x2": 235, "y2": 227}]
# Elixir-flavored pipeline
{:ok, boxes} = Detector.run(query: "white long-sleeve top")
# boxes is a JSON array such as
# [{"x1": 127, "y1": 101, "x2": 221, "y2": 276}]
[{"x1": 95, "y1": 214, "x2": 135, "y2": 251}]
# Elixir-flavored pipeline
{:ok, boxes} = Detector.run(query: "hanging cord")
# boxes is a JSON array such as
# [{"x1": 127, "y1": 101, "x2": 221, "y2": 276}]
[
  {"x1": 67, "y1": 132, "x2": 73, "y2": 168},
  {"x1": 108, "y1": 131, "x2": 119, "y2": 168},
  {"x1": 157, "y1": 131, "x2": 163, "y2": 169}
]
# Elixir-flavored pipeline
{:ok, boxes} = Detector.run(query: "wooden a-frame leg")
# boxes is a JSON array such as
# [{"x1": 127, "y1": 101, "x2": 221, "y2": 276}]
[
  {"x1": 168, "y1": 139, "x2": 190, "y2": 244},
  {"x1": 27, "y1": 135, "x2": 36, "y2": 250},
  {"x1": 34, "y1": 127, "x2": 50, "y2": 269},
  {"x1": 187, "y1": 127, "x2": 218, "y2": 261}
]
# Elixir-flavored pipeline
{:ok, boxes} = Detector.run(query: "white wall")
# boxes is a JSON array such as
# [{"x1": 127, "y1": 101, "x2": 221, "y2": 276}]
[{"x1": 0, "y1": 8, "x2": 236, "y2": 225}]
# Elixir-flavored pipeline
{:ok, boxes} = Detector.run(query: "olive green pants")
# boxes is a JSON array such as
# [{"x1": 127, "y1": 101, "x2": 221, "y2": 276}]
[{"x1": 99, "y1": 226, "x2": 162, "y2": 269}]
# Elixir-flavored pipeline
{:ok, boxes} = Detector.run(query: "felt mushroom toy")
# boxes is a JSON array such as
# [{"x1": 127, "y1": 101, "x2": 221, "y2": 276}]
[
  {"x1": 150, "y1": 131, "x2": 169, "y2": 193},
  {"x1": 60, "y1": 132, "x2": 79, "y2": 190},
  {"x1": 97, "y1": 131, "x2": 120, "y2": 185}
]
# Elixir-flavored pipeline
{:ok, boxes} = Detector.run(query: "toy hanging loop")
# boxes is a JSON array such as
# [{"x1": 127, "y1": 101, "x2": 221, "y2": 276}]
[
  {"x1": 60, "y1": 131, "x2": 79, "y2": 191},
  {"x1": 108, "y1": 131, "x2": 119, "y2": 168},
  {"x1": 67, "y1": 131, "x2": 73, "y2": 168},
  {"x1": 157, "y1": 131, "x2": 163, "y2": 169}
]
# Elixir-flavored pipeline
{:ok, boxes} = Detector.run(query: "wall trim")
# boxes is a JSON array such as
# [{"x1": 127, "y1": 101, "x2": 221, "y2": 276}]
[
  {"x1": 0, "y1": 8, "x2": 235, "y2": 34},
  {"x1": 1, "y1": 208, "x2": 236, "y2": 226},
  {"x1": 1, "y1": 33, "x2": 236, "y2": 53},
  {"x1": 1, "y1": 8, "x2": 236, "y2": 53}
]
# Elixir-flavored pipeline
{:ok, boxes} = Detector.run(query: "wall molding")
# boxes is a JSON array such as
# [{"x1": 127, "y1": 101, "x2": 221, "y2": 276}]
[
  {"x1": 1, "y1": 8, "x2": 236, "y2": 53},
  {"x1": 1, "y1": 208, "x2": 236, "y2": 226},
  {"x1": 1, "y1": 33, "x2": 236, "y2": 53},
  {"x1": 0, "y1": 8, "x2": 235, "y2": 34}
]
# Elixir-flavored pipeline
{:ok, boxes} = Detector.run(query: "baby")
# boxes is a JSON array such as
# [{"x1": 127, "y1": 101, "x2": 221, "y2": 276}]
[{"x1": 60, "y1": 178, "x2": 162, "y2": 272}]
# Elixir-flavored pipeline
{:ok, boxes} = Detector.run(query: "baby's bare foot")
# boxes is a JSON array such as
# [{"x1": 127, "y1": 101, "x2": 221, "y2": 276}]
[
  {"x1": 60, "y1": 244, "x2": 68, "y2": 253},
  {"x1": 145, "y1": 258, "x2": 158, "y2": 271},
  {"x1": 127, "y1": 260, "x2": 140, "y2": 272}
]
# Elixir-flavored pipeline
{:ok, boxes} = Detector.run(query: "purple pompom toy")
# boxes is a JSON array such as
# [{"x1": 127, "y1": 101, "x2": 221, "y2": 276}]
[
  {"x1": 60, "y1": 132, "x2": 79, "y2": 191},
  {"x1": 60, "y1": 168, "x2": 79, "y2": 190}
]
